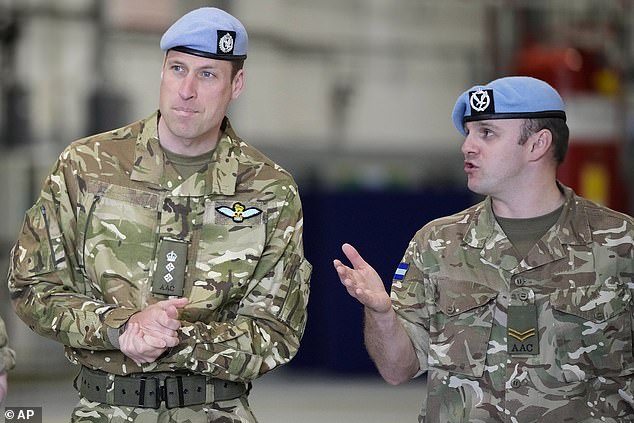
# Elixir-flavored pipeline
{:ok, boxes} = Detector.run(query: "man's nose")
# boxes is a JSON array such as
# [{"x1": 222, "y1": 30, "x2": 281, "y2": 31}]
[
  {"x1": 179, "y1": 75, "x2": 196, "y2": 100},
  {"x1": 461, "y1": 134, "x2": 476, "y2": 157}
]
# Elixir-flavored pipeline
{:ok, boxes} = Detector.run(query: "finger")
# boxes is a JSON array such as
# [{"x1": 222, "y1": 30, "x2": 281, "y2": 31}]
[
  {"x1": 145, "y1": 332, "x2": 180, "y2": 348},
  {"x1": 341, "y1": 243, "x2": 369, "y2": 269},
  {"x1": 157, "y1": 311, "x2": 181, "y2": 331},
  {"x1": 164, "y1": 304, "x2": 178, "y2": 319},
  {"x1": 158, "y1": 297, "x2": 189, "y2": 309},
  {"x1": 135, "y1": 346, "x2": 165, "y2": 364},
  {"x1": 334, "y1": 263, "x2": 351, "y2": 282},
  {"x1": 123, "y1": 322, "x2": 141, "y2": 340},
  {"x1": 143, "y1": 331, "x2": 180, "y2": 348},
  {"x1": 125, "y1": 325, "x2": 166, "y2": 363},
  {"x1": 142, "y1": 333, "x2": 167, "y2": 349}
]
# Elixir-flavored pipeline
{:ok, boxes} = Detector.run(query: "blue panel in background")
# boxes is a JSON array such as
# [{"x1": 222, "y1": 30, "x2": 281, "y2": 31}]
[{"x1": 289, "y1": 188, "x2": 476, "y2": 374}]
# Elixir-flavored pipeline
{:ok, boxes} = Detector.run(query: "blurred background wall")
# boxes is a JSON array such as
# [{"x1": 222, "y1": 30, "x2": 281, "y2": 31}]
[{"x1": 0, "y1": 0, "x2": 633, "y2": 380}]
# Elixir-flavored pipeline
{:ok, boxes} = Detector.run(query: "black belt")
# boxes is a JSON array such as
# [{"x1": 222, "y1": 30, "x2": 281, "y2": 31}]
[{"x1": 76, "y1": 367, "x2": 249, "y2": 409}]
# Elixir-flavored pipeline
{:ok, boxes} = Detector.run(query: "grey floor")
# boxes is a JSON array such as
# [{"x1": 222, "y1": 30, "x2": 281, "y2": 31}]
[{"x1": 3, "y1": 368, "x2": 425, "y2": 422}]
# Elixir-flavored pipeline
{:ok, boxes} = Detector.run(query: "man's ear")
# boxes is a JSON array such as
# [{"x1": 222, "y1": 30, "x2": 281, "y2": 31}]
[
  {"x1": 231, "y1": 69, "x2": 245, "y2": 100},
  {"x1": 528, "y1": 128, "x2": 553, "y2": 162}
]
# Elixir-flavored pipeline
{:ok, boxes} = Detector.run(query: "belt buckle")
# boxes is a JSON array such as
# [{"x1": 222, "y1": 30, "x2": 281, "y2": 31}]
[
  {"x1": 139, "y1": 376, "x2": 161, "y2": 409},
  {"x1": 164, "y1": 375, "x2": 207, "y2": 409},
  {"x1": 113, "y1": 374, "x2": 161, "y2": 409}
]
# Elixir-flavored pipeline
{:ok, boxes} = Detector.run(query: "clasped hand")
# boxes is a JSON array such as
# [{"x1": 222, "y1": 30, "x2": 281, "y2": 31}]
[{"x1": 119, "y1": 297, "x2": 189, "y2": 365}]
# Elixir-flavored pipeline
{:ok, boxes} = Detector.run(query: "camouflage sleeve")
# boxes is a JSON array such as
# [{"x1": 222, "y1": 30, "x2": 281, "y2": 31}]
[
  {"x1": 0, "y1": 316, "x2": 16, "y2": 373},
  {"x1": 7, "y1": 151, "x2": 137, "y2": 351},
  {"x1": 163, "y1": 187, "x2": 311, "y2": 382},
  {"x1": 391, "y1": 236, "x2": 432, "y2": 378}
]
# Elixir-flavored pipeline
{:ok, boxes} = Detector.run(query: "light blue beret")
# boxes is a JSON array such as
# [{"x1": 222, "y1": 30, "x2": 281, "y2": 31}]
[
  {"x1": 452, "y1": 76, "x2": 566, "y2": 135},
  {"x1": 160, "y1": 7, "x2": 247, "y2": 61}
]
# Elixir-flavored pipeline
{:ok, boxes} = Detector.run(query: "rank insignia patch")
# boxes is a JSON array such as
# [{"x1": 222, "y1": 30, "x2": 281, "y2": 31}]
[
  {"x1": 152, "y1": 238, "x2": 187, "y2": 297},
  {"x1": 508, "y1": 328, "x2": 536, "y2": 342},
  {"x1": 393, "y1": 263, "x2": 409, "y2": 281},
  {"x1": 507, "y1": 304, "x2": 539, "y2": 355},
  {"x1": 216, "y1": 202, "x2": 263, "y2": 223}
]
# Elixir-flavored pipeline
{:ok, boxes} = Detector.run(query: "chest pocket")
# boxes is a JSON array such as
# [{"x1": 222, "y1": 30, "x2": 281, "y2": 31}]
[
  {"x1": 550, "y1": 281, "x2": 634, "y2": 382},
  {"x1": 429, "y1": 277, "x2": 498, "y2": 377},
  {"x1": 191, "y1": 200, "x2": 266, "y2": 311},
  {"x1": 77, "y1": 181, "x2": 159, "y2": 302}
]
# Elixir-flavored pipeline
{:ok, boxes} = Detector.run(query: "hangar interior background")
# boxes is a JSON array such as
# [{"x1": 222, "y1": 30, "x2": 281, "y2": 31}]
[{"x1": 0, "y1": 0, "x2": 633, "y2": 420}]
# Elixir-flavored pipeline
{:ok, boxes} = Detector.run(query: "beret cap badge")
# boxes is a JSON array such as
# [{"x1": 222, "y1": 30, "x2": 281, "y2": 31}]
[
  {"x1": 218, "y1": 31, "x2": 235, "y2": 54},
  {"x1": 469, "y1": 89, "x2": 493, "y2": 113}
]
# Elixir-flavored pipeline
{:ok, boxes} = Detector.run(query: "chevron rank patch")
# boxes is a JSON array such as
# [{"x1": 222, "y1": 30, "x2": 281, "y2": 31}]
[
  {"x1": 508, "y1": 304, "x2": 539, "y2": 355},
  {"x1": 393, "y1": 263, "x2": 409, "y2": 281}
]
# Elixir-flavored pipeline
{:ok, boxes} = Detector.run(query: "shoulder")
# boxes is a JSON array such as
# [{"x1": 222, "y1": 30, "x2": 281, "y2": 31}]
[
  {"x1": 573, "y1": 194, "x2": 634, "y2": 232},
  {"x1": 232, "y1": 137, "x2": 299, "y2": 193},
  {"x1": 415, "y1": 200, "x2": 485, "y2": 239},
  {"x1": 60, "y1": 118, "x2": 144, "y2": 164}
]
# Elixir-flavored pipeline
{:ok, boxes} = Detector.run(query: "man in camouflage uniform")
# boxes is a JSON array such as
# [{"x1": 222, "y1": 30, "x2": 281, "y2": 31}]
[
  {"x1": 0, "y1": 315, "x2": 16, "y2": 403},
  {"x1": 8, "y1": 7, "x2": 311, "y2": 422},
  {"x1": 334, "y1": 76, "x2": 634, "y2": 422}
]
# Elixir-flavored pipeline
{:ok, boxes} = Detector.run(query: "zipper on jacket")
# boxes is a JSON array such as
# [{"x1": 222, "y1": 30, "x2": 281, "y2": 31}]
[{"x1": 40, "y1": 206, "x2": 57, "y2": 266}]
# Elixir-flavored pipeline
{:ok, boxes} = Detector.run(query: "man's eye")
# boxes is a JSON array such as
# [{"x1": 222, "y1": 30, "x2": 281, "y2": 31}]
[
  {"x1": 171, "y1": 65, "x2": 184, "y2": 72},
  {"x1": 201, "y1": 71, "x2": 213, "y2": 78}
]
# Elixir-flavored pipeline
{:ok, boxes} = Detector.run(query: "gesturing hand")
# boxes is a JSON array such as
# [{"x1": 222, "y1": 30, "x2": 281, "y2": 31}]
[
  {"x1": 333, "y1": 243, "x2": 392, "y2": 314},
  {"x1": 119, "y1": 297, "x2": 188, "y2": 364}
]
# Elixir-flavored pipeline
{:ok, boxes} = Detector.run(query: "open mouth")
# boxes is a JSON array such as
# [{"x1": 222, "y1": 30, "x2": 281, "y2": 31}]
[{"x1": 464, "y1": 161, "x2": 477, "y2": 172}]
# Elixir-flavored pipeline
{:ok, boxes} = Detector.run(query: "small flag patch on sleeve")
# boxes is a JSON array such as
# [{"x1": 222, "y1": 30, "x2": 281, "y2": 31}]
[{"x1": 393, "y1": 262, "x2": 409, "y2": 281}]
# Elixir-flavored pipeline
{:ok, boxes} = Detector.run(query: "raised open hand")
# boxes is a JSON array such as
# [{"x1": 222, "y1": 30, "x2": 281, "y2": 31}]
[{"x1": 333, "y1": 243, "x2": 392, "y2": 314}]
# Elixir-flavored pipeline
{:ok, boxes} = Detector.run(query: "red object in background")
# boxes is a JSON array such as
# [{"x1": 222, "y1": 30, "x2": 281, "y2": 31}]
[
  {"x1": 557, "y1": 142, "x2": 628, "y2": 212},
  {"x1": 513, "y1": 44, "x2": 597, "y2": 95},
  {"x1": 514, "y1": 43, "x2": 629, "y2": 213}
]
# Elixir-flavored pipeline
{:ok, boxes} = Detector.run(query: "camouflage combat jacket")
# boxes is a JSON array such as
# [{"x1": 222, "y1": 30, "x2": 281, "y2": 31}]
[
  {"x1": 0, "y1": 316, "x2": 16, "y2": 373},
  {"x1": 8, "y1": 112, "x2": 311, "y2": 382},
  {"x1": 392, "y1": 184, "x2": 634, "y2": 422}
]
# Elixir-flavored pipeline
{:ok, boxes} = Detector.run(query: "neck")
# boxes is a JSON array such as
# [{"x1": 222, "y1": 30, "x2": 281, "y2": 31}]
[
  {"x1": 157, "y1": 118, "x2": 219, "y2": 157},
  {"x1": 492, "y1": 181, "x2": 564, "y2": 218}
]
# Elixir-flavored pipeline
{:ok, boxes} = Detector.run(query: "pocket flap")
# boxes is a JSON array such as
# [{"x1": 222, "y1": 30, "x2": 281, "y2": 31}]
[
  {"x1": 550, "y1": 283, "x2": 630, "y2": 322},
  {"x1": 435, "y1": 277, "x2": 498, "y2": 316}
]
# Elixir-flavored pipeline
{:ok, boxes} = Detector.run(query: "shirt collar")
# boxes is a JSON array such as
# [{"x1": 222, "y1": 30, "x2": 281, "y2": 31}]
[
  {"x1": 130, "y1": 111, "x2": 238, "y2": 196},
  {"x1": 463, "y1": 183, "x2": 592, "y2": 271}
]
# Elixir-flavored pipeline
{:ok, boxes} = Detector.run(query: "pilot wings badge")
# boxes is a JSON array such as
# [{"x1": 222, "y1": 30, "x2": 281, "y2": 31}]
[{"x1": 216, "y1": 202, "x2": 263, "y2": 223}]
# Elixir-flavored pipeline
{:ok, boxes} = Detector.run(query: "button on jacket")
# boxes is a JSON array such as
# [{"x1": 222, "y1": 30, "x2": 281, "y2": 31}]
[
  {"x1": 8, "y1": 112, "x2": 311, "y2": 381},
  {"x1": 392, "y1": 185, "x2": 634, "y2": 422}
]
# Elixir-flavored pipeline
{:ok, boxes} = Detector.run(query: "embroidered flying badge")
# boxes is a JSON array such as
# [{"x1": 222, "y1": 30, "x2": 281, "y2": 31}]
[{"x1": 216, "y1": 202, "x2": 263, "y2": 223}]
